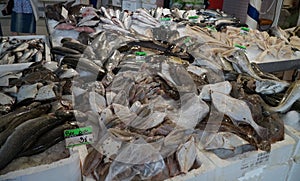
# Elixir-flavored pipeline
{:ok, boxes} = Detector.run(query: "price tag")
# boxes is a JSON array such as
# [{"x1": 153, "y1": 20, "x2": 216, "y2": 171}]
[
  {"x1": 135, "y1": 51, "x2": 147, "y2": 62},
  {"x1": 240, "y1": 27, "x2": 250, "y2": 35},
  {"x1": 61, "y1": 7, "x2": 68, "y2": 20},
  {"x1": 188, "y1": 16, "x2": 199, "y2": 23},
  {"x1": 234, "y1": 44, "x2": 247, "y2": 51},
  {"x1": 64, "y1": 126, "x2": 93, "y2": 148},
  {"x1": 160, "y1": 17, "x2": 172, "y2": 26}
]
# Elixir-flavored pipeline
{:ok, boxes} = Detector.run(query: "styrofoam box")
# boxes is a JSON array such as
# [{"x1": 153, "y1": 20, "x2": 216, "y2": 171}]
[
  {"x1": 285, "y1": 125, "x2": 300, "y2": 159},
  {"x1": 0, "y1": 149, "x2": 82, "y2": 181},
  {"x1": 261, "y1": 163, "x2": 290, "y2": 181},
  {"x1": 284, "y1": 125, "x2": 300, "y2": 181},
  {"x1": 203, "y1": 134, "x2": 295, "y2": 181},
  {"x1": 122, "y1": 0, "x2": 142, "y2": 12},
  {"x1": 83, "y1": 148, "x2": 218, "y2": 181},
  {"x1": 287, "y1": 161, "x2": 300, "y2": 181},
  {"x1": 2, "y1": 35, "x2": 51, "y2": 62},
  {"x1": 142, "y1": 3, "x2": 157, "y2": 10},
  {"x1": 165, "y1": 149, "x2": 217, "y2": 181}
]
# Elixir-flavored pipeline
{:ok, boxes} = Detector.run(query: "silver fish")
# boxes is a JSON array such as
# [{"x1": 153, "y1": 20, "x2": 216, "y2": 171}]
[
  {"x1": 12, "y1": 42, "x2": 29, "y2": 52},
  {"x1": 211, "y1": 91, "x2": 268, "y2": 139},
  {"x1": 0, "y1": 92, "x2": 15, "y2": 105},
  {"x1": 265, "y1": 80, "x2": 300, "y2": 113},
  {"x1": 101, "y1": 7, "x2": 112, "y2": 19}
]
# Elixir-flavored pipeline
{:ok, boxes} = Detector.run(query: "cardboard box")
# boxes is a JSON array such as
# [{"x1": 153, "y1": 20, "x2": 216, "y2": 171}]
[
  {"x1": 122, "y1": 0, "x2": 142, "y2": 12},
  {"x1": 203, "y1": 134, "x2": 295, "y2": 181}
]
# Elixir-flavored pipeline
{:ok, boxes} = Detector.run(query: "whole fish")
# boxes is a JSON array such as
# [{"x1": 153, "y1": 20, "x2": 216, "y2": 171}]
[
  {"x1": 211, "y1": 91, "x2": 268, "y2": 139},
  {"x1": 176, "y1": 136, "x2": 197, "y2": 173},
  {"x1": 265, "y1": 80, "x2": 300, "y2": 113},
  {"x1": 18, "y1": 123, "x2": 77, "y2": 157},
  {"x1": 0, "y1": 104, "x2": 51, "y2": 146},
  {"x1": 0, "y1": 114, "x2": 62, "y2": 170}
]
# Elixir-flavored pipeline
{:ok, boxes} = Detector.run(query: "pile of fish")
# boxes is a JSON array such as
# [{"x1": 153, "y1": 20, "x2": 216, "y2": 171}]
[
  {"x1": 45, "y1": 2, "x2": 300, "y2": 64},
  {"x1": 0, "y1": 62, "x2": 80, "y2": 172},
  {"x1": 1, "y1": 2, "x2": 299, "y2": 180},
  {"x1": 45, "y1": 2, "x2": 240, "y2": 35},
  {"x1": 46, "y1": 24, "x2": 300, "y2": 179},
  {"x1": 0, "y1": 37, "x2": 47, "y2": 64}
]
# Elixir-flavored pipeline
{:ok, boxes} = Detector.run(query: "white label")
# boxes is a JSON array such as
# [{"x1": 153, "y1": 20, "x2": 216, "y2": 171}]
[
  {"x1": 61, "y1": 7, "x2": 68, "y2": 20},
  {"x1": 65, "y1": 134, "x2": 94, "y2": 148}
]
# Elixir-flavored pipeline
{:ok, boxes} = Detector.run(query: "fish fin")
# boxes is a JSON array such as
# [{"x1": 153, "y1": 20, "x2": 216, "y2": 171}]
[{"x1": 256, "y1": 126, "x2": 269, "y2": 140}]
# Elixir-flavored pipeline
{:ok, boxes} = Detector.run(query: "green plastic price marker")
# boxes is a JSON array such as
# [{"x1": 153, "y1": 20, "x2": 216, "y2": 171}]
[
  {"x1": 234, "y1": 44, "x2": 246, "y2": 50},
  {"x1": 188, "y1": 16, "x2": 199, "y2": 20},
  {"x1": 161, "y1": 17, "x2": 171, "y2": 21},
  {"x1": 240, "y1": 27, "x2": 250, "y2": 35},
  {"x1": 64, "y1": 126, "x2": 93, "y2": 148},
  {"x1": 241, "y1": 27, "x2": 250, "y2": 32},
  {"x1": 135, "y1": 51, "x2": 147, "y2": 56}
]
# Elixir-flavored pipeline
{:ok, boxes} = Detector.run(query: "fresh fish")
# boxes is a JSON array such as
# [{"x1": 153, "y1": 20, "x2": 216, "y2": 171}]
[
  {"x1": 101, "y1": 7, "x2": 112, "y2": 19},
  {"x1": 83, "y1": 148, "x2": 103, "y2": 176},
  {"x1": 211, "y1": 91, "x2": 268, "y2": 139},
  {"x1": 0, "y1": 114, "x2": 62, "y2": 170},
  {"x1": 0, "y1": 92, "x2": 14, "y2": 106},
  {"x1": 255, "y1": 79, "x2": 290, "y2": 94},
  {"x1": 12, "y1": 42, "x2": 29, "y2": 52},
  {"x1": 35, "y1": 83, "x2": 57, "y2": 101},
  {"x1": 18, "y1": 123, "x2": 77, "y2": 157},
  {"x1": 265, "y1": 80, "x2": 300, "y2": 113},
  {"x1": 225, "y1": 49, "x2": 263, "y2": 80},
  {"x1": 100, "y1": 17, "x2": 115, "y2": 25},
  {"x1": 176, "y1": 136, "x2": 197, "y2": 173},
  {"x1": 17, "y1": 83, "x2": 43, "y2": 102},
  {"x1": 200, "y1": 81, "x2": 232, "y2": 101}
]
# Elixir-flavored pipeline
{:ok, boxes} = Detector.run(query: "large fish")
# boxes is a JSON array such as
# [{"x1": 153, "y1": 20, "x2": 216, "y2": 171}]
[{"x1": 211, "y1": 91, "x2": 268, "y2": 140}]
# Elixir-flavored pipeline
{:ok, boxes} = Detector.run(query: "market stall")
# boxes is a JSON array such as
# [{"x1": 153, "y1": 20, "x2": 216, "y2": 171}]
[{"x1": 1, "y1": 1, "x2": 300, "y2": 180}]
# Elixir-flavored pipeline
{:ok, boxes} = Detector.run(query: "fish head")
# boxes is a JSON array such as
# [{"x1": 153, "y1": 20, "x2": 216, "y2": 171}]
[{"x1": 255, "y1": 80, "x2": 289, "y2": 94}]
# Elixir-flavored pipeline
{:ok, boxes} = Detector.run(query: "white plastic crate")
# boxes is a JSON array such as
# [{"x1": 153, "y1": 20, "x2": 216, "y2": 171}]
[
  {"x1": 284, "y1": 125, "x2": 300, "y2": 181},
  {"x1": 261, "y1": 163, "x2": 290, "y2": 181},
  {"x1": 287, "y1": 161, "x2": 300, "y2": 181},
  {"x1": 2, "y1": 35, "x2": 51, "y2": 62},
  {"x1": 203, "y1": 134, "x2": 295, "y2": 181},
  {"x1": 122, "y1": 0, "x2": 142, "y2": 12},
  {"x1": 0, "y1": 148, "x2": 82, "y2": 181},
  {"x1": 84, "y1": 148, "x2": 218, "y2": 181}
]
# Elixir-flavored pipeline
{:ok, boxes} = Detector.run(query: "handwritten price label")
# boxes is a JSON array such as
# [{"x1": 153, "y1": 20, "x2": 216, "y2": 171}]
[{"x1": 64, "y1": 126, "x2": 93, "y2": 148}]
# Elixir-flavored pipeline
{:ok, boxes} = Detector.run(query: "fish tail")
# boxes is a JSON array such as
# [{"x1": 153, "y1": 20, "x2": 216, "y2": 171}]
[{"x1": 256, "y1": 126, "x2": 269, "y2": 140}]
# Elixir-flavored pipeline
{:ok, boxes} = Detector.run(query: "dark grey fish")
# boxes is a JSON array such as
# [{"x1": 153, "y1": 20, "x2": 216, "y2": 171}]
[
  {"x1": 18, "y1": 123, "x2": 77, "y2": 157},
  {"x1": 0, "y1": 104, "x2": 51, "y2": 146},
  {"x1": 0, "y1": 115, "x2": 62, "y2": 170}
]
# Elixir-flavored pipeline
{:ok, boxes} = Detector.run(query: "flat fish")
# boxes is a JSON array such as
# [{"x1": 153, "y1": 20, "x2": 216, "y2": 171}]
[
  {"x1": 176, "y1": 136, "x2": 197, "y2": 173},
  {"x1": 200, "y1": 81, "x2": 232, "y2": 101},
  {"x1": 211, "y1": 91, "x2": 268, "y2": 139}
]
